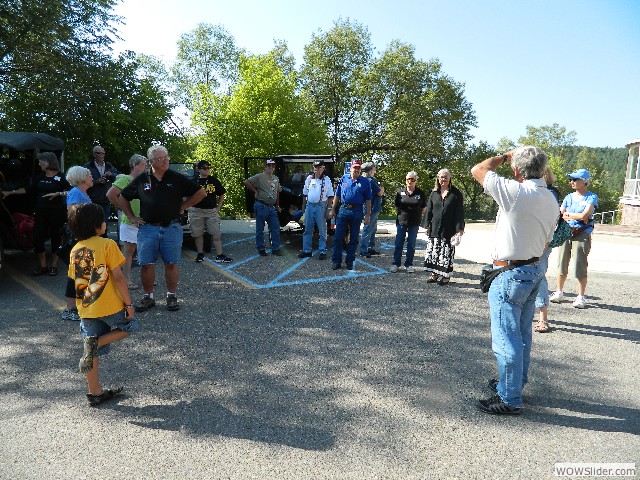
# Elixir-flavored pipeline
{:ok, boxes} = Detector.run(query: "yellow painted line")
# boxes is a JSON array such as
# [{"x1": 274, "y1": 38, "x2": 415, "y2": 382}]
[
  {"x1": 3, "y1": 263, "x2": 66, "y2": 310},
  {"x1": 183, "y1": 251, "x2": 257, "y2": 290}
]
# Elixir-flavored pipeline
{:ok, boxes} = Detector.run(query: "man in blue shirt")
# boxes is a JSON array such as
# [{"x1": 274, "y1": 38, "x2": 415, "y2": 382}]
[{"x1": 329, "y1": 159, "x2": 372, "y2": 270}]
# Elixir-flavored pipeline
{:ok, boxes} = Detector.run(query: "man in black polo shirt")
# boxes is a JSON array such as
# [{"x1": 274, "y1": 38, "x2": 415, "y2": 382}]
[{"x1": 118, "y1": 145, "x2": 205, "y2": 312}]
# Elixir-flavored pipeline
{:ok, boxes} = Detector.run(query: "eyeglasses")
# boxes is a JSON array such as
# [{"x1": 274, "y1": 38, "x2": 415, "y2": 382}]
[
  {"x1": 152, "y1": 156, "x2": 170, "y2": 162},
  {"x1": 406, "y1": 178, "x2": 416, "y2": 182},
  {"x1": 568, "y1": 178, "x2": 580, "y2": 182},
  {"x1": 200, "y1": 166, "x2": 210, "y2": 170},
  {"x1": 351, "y1": 166, "x2": 361, "y2": 169},
  {"x1": 94, "y1": 152, "x2": 105, "y2": 155}
]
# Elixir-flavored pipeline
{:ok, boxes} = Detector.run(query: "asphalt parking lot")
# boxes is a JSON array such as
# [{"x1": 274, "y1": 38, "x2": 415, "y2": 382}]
[{"x1": 1, "y1": 221, "x2": 638, "y2": 479}]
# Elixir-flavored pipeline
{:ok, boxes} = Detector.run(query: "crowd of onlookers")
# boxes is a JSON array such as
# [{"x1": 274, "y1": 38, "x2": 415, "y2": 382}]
[{"x1": 1, "y1": 143, "x2": 598, "y2": 411}]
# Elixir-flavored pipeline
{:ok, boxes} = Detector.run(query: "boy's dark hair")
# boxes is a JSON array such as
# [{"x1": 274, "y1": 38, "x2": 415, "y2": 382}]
[{"x1": 68, "y1": 203, "x2": 105, "y2": 240}]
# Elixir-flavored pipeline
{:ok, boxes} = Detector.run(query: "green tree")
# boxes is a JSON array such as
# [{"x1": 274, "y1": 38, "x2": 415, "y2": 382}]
[
  {"x1": 172, "y1": 23, "x2": 241, "y2": 108},
  {"x1": 301, "y1": 18, "x2": 372, "y2": 162},
  {"x1": 0, "y1": 0, "x2": 118, "y2": 81},
  {"x1": 301, "y1": 19, "x2": 476, "y2": 173},
  {"x1": 191, "y1": 47, "x2": 330, "y2": 215}
]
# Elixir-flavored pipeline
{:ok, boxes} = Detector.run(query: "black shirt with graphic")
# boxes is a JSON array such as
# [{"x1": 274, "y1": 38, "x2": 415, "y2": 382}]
[
  {"x1": 395, "y1": 187, "x2": 426, "y2": 226},
  {"x1": 193, "y1": 175, "x2": 226, "y2": 209}
]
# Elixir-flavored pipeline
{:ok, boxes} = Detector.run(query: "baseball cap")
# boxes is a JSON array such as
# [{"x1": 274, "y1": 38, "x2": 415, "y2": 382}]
[
  {"x1": 196, "y1": 161, "x2": 210, "y2": 169},
  {"x1": 361, "y1": 161, "x2": 374, "y2": 172},
  {"x1": 313, "y1": 160, "x2": 325, "y2": 167},
  {"x1": 266, "y1": 159, "x2": 276, "y2": 165},
  {"x1": 565, "y1": 168, "x2": 590, "y2": 181},
  {"x1": 351, "y1": 158, "x2": 362, "y2": 167}
]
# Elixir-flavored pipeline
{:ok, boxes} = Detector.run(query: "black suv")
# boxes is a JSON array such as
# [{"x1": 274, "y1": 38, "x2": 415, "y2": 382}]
[{"x1": 244, "y1": 154, "x2": 335, "y2": 229}]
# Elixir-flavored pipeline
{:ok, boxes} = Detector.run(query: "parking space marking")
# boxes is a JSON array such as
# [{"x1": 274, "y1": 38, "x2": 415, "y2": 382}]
[
  {"x1": 3, "y1": 263, "x2": 66, "y2": 310},
  {"x1": 189, "y1": 235, "x2": 391, "y2": 289}
]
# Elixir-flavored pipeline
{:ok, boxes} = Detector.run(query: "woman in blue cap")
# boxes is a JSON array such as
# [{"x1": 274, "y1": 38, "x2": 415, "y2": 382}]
[{"x1": 549, "y1": 168, "x2": 598, "y2": 308}]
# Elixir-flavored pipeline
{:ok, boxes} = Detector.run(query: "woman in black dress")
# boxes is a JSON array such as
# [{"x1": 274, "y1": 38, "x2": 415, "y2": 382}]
[
  {"x1": 423, "y1": 168, "x2": 465, "y2": 285},
  {"x1": 31, "y1": 152, "x2": 71, "y2": 276}
]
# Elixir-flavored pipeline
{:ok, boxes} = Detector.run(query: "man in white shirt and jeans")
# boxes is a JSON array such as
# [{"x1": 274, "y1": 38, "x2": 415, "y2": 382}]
[
  {"x1": 471, "y1": 146, "x2": 558, "y2": 415},
  {"x1": 298, "y1": 160, "x2": 335, "y2": 260}
]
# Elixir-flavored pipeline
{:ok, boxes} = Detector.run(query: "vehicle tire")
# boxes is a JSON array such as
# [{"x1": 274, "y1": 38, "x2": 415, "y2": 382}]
[{"x1": 0, "y1": 236, "x2": 4, "y2": 272}]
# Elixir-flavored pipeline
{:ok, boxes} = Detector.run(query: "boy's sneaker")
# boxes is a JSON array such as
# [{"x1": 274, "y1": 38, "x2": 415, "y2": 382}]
[
  {"x1": 359, "y1": 251, "x2": 371, "y2": 258},
  {"x1": 572, "y1": 295, "x2": 587, "y2": 308},
  {"x1": 477, "y1": 394, "x2": 522, "y2": 415},
  {"x1": 215, "y1": 254, "x2": 233, "y2": 263},
  {"x1": 166, "y1": 294, "x2": 180, "y2": 311},
  {"x1": 79, "y1": 335, "x2": 99, "y2": 374},
  {"x1": 398, "y1": 265, "x2": 407, "y2": 272},
  {"x1": 86, "y1": 387, "x2": 123, "y2": 407},
  {"x1": 368, "y1": 249, "x2": 381, "y2": 256},
  {"x1": 318, "y1": 253, "x2": 327, "y2": 260},
  {"x1": 195, "y1": 253, "x2": 205, "y2": 263},
  {"x1": 61, "y1": 308, "x2": 81, "y2": 322},
  {"x1": 390, "y1": 265, "x2": 399, "y2": 273},
  {"x1": 406, "y1": 266, "x2": 415, "y2": 273},
  {"x1": 135, "y1": 295, "x2": 155, "y2": 312},
  {"x1": 549, "y1": 291, "x2": 564, "y2": 303}
]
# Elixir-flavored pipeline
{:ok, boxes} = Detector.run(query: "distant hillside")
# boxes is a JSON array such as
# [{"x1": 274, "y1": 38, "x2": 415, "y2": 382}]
[{"x1": 562, "y1": 146, "x2": 627, "y2": 194}]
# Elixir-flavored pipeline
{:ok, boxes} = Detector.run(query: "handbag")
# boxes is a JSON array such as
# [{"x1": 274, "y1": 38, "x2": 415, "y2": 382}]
[
  {"x1": 549, "y1": 216, "x2": 572, "y2": 248},
  {"x1": 480, "y1": 257, "x2": 539, "y2": 293}
]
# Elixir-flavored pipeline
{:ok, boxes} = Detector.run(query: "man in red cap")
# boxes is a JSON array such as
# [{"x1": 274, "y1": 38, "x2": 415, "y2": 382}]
[{"x1": 329, "y1": 158, "x2": 372, "y2": 270}]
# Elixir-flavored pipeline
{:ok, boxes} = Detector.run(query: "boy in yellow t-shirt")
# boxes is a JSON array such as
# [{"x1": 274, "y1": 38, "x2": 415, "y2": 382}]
[{"x1": 67, "y1": 203, "x2": 138, "y2": 407}]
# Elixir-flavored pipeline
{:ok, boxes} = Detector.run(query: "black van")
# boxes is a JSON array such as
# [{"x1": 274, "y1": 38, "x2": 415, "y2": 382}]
[{"x1": 244, "y1": 154, "x2": 335, "y2": 229}]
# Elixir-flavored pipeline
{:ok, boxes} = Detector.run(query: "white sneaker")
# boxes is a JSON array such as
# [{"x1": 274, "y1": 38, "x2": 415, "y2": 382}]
[
  {"x1": 390, "y1": 265, "x2": 399, "y2": 273},
  {"x1": 549, "y1": 291, "x2": 564, "y2": 303},
  {"x1": 398, "y1": 266, "x2": 407, "y2": 272},
  {"x1": 406, "y1": 266, "x2": 415, "y2": 273},
  {"x1": 572, "y1": 295, "x2": 587, "y2": 308}
]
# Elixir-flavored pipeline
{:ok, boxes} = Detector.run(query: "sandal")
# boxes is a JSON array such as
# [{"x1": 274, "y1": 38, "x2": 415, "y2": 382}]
[
  {"x1": 534, "y1": 320, "x2": 550, "y2": 333},
  {"x1": 86, "y1": 386, "x2": 124, "y2": 407},
  {"x1": 427, "y1": 273, "x2": 439, "y2": 283},
  {"x1": 439, "y1": 277, "x2": 451, "y2": 286},
  {"x1": 32, "y1": 266, "x2": 48, "y2": 276}
]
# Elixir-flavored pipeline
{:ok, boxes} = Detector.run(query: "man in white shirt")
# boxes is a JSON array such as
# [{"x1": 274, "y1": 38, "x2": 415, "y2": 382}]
[
  {"x1": 471, "y1": 146, "x2": 558, "y2": 415},
  {"x1": 298, "y1": 160, "x2": 335, "y2": 260}
]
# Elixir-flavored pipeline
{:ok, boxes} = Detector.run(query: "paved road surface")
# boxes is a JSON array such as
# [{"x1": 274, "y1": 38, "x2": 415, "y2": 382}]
[{"x1": 0, "y1": 221, "x2": 638, "y2": 479}]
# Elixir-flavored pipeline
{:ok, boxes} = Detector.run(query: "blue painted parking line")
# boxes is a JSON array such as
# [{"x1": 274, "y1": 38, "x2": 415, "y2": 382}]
[{"x1": 199, "y1": 237, "x2": 390, "y2": 289}]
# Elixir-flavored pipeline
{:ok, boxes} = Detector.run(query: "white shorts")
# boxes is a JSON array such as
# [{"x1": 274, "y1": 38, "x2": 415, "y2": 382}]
[{"x1": 119, "y1": 222, "x2": 139, "y2": 244}]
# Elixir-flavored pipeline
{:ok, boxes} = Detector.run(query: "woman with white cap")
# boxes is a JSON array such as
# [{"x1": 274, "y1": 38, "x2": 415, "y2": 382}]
[{"x1": 549, "y1": 168, "x2": 599, "y2": 308}]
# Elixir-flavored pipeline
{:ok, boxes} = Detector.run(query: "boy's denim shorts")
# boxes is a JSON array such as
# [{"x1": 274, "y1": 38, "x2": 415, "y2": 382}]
[
  {"x1": 80, "y1": 310, "x2": 139, "y2": 356},
  {"x1": 137, "y1": 222, "x2": 183, "y2": 265}
]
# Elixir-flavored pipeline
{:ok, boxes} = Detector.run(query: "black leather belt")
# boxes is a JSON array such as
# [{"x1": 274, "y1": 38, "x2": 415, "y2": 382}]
[
  {"x1": 148, "y1": 219, "x2": 180, "y2": 227},
  {"x1": 493, "y1": 257, "x2": 539, "y2": 267},
  {"x1": 341, "y1": 204, "x2": 362, "y2": 209}
]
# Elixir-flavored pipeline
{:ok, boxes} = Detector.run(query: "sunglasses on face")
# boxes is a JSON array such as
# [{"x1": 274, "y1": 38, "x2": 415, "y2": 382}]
[{"x1": 406, "y1": 178, "x2": 416, "y2": 182}]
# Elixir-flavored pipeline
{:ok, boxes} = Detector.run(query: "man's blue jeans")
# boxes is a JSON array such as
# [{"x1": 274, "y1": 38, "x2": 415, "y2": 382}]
[
  {"x1": 254, "y1": 202, "x2": 281, "y2": 252},
  {"x1": 534, "y1": 246, "x2": 552, "y2": 308},
  {"x1": 331, "y1": 206, "x2": 362, "y2": 265},
  {"x1": 359, "y1": 211, "x2": 380, "y2": 254},
  {"x1": 302, "y1": 201, "x2": 328, "y2": 254},
  {"x1": 393, "y1": 224, "x2": 419, "y2": 267},
  {"x1": 488, "y1": 263, "x2": 543, "y2": 408}
]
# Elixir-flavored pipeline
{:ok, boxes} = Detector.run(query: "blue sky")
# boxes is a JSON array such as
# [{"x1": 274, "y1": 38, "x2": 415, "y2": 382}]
[{"x1": 113, "y1": 0, "x2": 640, "y2": 149}]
